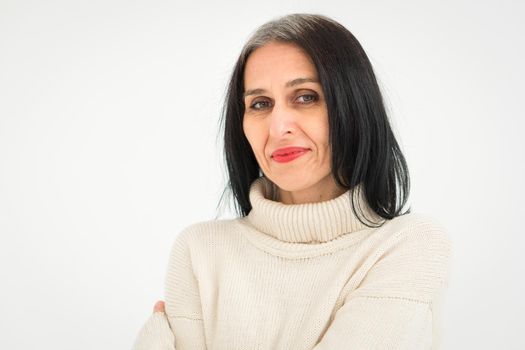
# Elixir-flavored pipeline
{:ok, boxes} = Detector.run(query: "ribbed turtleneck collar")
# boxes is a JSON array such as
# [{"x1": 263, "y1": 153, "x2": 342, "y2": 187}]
[{"x1": 245, "y1": 176, "x2": 382, "y2": 244}]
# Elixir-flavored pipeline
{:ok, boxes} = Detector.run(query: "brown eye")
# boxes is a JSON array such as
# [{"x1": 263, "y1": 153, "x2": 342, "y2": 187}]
[
  {"x1": 296, "y1": 94, "x2": 318, "y2": 104},
  {"x1": 250, "y1": 100, "x2": 271, "y2": 110}
]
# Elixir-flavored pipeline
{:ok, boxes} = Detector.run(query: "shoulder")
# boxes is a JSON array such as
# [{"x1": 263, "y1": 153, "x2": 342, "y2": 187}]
[
  {"x1": 165, "y1": 218, "x2": 245, "y2": 277},
  {"x1": 176, "y1": 218, "x2": 241, "y2": 239},
  {"x1": 354, "y1": 212, "x2": 453, "y2": 303},
  {"x1": 379, "y1": 212, "x2": 452, "y2": 250},
  {"x1": 169, "y1": 217, "x2": 244, "y2": 252},
  {"x1": 382, "y1": 211, "x2": 448, "y2": 234},
  {"x1": 371, "y1": 212, "x2": 454, "y2": 283}
]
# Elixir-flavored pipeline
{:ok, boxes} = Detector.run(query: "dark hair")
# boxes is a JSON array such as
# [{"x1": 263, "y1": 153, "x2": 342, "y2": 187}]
[{"x1": 217, "y1": 13, "x2": 410, "y2": 225}]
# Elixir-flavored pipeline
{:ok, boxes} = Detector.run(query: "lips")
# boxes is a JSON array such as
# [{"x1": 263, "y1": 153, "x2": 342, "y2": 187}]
[
  {"x1": 271, "y1": 147, "x2": 310, "y2": 157},
  {"x1": 271, "y1": 147, "x2": 310, "y2": 163}
]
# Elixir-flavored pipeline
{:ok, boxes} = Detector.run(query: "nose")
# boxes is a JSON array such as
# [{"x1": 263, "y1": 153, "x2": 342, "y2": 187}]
[{"x1": 268, "y1": 102, "x2": 297, "y2": 138}]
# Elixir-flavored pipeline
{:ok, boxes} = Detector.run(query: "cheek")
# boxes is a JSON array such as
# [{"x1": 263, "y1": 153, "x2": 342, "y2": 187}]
[
  {"x1": 242, "y1": 118, "x2": 253, "y2": 145},
  {"x1": 307, "y1": 118, "x2": 330, "y2": 149},
  {"x1": 243, "y1": 119, "x2": 266, "y2": 153},
  {"x1": 309, "y1": 120, "x2": 331, "y2": 162},
  {"x1": 318, "y1": 115, "x2": 330, "y2": 150}
]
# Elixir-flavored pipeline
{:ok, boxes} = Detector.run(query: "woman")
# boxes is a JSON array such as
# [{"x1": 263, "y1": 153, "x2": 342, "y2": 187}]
[{"x1": 132, "y1": 13, "x2": 452, "y2": 350}]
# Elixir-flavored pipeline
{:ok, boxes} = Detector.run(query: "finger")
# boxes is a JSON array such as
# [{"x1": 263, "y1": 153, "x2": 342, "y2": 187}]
[{"x1": 153, "y1": 300, "x2": 165, "y2": 313}]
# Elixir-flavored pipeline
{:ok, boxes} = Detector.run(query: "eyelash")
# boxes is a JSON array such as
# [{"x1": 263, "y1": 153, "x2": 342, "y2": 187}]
[{"x1": 249, "y1": 93, "x2": 319, "y2": 111}]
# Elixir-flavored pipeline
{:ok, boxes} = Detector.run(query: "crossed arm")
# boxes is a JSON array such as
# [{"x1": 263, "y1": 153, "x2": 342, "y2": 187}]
[{"x1": 132, "y1": 224, "x2": 452, "y2": 350}]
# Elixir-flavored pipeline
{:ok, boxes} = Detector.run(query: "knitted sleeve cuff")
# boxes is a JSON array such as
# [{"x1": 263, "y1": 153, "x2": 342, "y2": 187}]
[{"x1": 132, "y1": 312, "x2": 176, "y2": 350}]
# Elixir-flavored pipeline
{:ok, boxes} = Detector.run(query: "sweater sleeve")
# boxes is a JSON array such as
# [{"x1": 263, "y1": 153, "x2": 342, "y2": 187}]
[
  {"x1": 131, "y1": 226, "x2": 207, "y2": 350},
  {"x1": 132, "y1": 312, "x2": 175, "y2": 350},
  {"x1": 164, "y1": 226, "x2": 207, "y2": 349},
  {"x1": 313, "y1": 220, "x2": 453, "y2": 350}
]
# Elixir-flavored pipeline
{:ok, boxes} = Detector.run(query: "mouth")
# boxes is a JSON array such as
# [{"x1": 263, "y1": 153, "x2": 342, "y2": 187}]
[
  {"x1": 271, "y1": 147, "x2": 310, "y2": 157},
  {"x1": 274, "y1": 150, "x2": 303, "y2": 156},
  {"x1": 271, "y1": 148, "x2": 310, "y2": 163}
]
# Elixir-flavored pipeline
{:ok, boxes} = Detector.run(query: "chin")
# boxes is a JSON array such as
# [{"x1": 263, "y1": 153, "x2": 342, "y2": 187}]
[{"x1": 269, "y1": 176, "x2": 314, "y2": 193}]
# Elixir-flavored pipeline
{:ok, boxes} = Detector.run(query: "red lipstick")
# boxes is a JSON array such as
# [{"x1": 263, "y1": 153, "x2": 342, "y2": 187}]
[{"x1": 271, "y1": 147, "x2": 310, "y2": 163}]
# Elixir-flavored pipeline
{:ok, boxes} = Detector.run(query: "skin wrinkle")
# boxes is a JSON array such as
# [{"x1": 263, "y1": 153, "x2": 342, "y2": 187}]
[
  {"x1": 244, "y1": 77, "x2": 319, "y2": 99},
  {"x1": 242, "y1": 41, "x2": 346, "y2": 206}
]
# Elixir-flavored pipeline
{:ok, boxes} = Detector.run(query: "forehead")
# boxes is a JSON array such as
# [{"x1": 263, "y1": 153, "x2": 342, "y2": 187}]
[{"x1": 243, "y1": 41, "x2": 318, "y2": 87}]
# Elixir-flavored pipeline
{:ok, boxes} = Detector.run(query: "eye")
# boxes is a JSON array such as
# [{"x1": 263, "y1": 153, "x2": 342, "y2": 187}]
[
  {"x1": 249, "y1": 99, "x2": 272, "y2": 110},
  {"x1": 296, "y1": 93, "x2": 318, "y2": 104}
]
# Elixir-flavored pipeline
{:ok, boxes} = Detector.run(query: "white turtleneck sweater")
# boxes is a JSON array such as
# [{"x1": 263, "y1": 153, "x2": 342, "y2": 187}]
[{"x1": 132, "y1": 177, "x2": 452, "y2": 350}]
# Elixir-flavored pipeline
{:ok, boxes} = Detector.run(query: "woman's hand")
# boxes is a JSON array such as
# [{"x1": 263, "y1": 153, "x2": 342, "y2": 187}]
[
  {"x1": 153, "y1": 300, "x2": 165, "y2": 313},
  {"x1": 132, "y1": 300, "x2": 173, "y2": 350}
]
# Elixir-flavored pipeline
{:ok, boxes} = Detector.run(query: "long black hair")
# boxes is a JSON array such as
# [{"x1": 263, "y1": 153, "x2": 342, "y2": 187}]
[{"x1": 217, "y1": 14, "x2": 410, "y2": 225}]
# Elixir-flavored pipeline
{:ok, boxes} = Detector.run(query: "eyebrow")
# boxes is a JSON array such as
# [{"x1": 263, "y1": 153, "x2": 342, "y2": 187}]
[{"x1": 243, "y1": 77, "x2": 319, "y2": 99}]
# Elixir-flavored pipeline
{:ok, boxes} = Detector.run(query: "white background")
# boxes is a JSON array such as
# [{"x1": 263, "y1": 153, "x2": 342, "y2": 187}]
[{"x1": 1, "y1": 0, "x2": 523, "y2": 349}]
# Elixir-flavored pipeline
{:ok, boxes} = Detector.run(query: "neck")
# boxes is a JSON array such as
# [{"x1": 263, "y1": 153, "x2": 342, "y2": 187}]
[
  {"x1": 276, "y1": 174, "x2": 347, "y2": 204},
  {"x1": 247, "y1": 176, "x2": 383, "y2": 243}
]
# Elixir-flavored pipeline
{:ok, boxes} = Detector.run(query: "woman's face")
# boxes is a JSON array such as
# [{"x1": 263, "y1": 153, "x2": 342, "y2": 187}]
[{"x1": 242, "y1": 41, "x2": 340, "y2": 203}]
